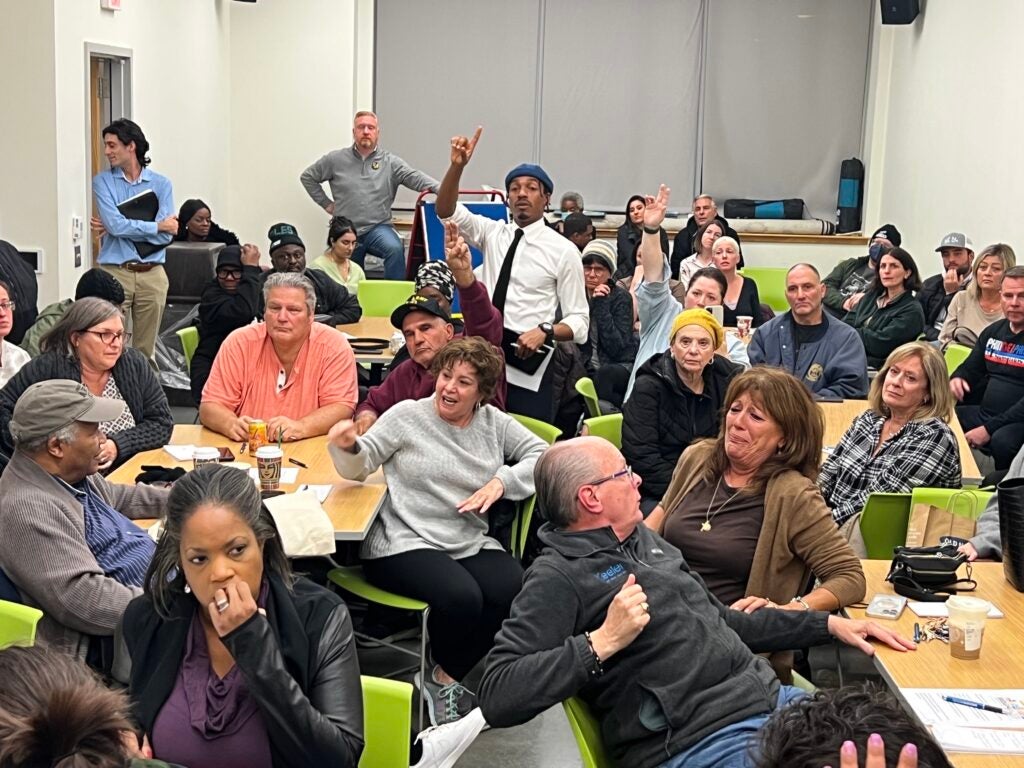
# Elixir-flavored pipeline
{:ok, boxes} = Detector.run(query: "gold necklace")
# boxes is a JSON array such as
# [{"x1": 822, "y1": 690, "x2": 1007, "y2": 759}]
[{"x1": 701, "y1": 476, "x2": 738, "y2": 533}]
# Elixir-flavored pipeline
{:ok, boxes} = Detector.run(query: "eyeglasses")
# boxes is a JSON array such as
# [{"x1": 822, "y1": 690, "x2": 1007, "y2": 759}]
[
  {"x1": 0, "y1": 301, "x2": 15, "y2": 312},
  {"x1": 83, "y1": 330, "x2": 128, "y2": 345},
  {"x1": 586, "y1": 465, "x2": 634, "y2": 487},
  {"x1": 217, "y1": 268, "x2": 243, "y2": 279}
]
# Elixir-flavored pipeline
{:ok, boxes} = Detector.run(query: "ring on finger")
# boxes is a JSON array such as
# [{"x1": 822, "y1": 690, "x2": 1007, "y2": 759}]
[
  {"x1": 641, "y1": 602, "x2": 650, "y2": 613},
  {"x1": 215, "y1": 598, "x2": 229, "y2": 613}
]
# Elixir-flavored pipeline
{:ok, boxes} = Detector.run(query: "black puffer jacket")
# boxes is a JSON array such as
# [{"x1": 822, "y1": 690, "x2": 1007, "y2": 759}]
[
  {"x1": 622, "y1": 351, "x2": 741, "y2": 503},
  {"x1": 580, "y1": 281, "x2": 638, "y2": 372}
]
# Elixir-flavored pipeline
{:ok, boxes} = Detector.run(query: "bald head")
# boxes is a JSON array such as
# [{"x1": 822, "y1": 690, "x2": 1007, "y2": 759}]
[{"x1": 785, "y1": 263, "x2": 826, "y2": 325}]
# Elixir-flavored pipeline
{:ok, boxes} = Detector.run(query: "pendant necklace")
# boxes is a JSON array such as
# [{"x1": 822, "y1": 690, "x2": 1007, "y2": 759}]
[{"x1": 701, "y1": 476, "x2": 738, "y2": 533}]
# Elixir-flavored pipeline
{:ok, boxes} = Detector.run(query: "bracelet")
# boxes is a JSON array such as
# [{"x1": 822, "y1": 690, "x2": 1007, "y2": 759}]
[
  {"x1": 791, "y1": 596, "x2": 811, "y2": 611},
  {"x1": 642, "y1": 225, "x2": 661, "y2": 235},
  {"x1": 583, "y1": 631, "x2": 605, "y2": 677}
]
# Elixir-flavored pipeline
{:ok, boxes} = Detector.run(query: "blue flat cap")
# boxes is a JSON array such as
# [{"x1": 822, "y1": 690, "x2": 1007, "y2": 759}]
[{"x1": 504, "y1": 164, "x2": 554, "y2": 195}]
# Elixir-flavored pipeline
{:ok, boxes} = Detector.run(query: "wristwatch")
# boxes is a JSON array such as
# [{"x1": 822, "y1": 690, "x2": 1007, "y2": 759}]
[{"x1": 538, "y1": 322, "x2": 555, "y2": 344}]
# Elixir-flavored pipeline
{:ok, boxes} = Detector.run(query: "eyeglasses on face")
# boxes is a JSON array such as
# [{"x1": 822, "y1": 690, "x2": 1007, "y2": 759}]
[
  {"x1": 587, "y1": 465, "x2": 634, "y2": 487},
  {"x1": 0, "y1": 301, "x2": 15, "y2": 312},
  {"x1": 217, "y1": 268, "x2": 243, "y2": 279},
  {"x1": 83, "y1": 330, "x2": 129, "y2": 345}
]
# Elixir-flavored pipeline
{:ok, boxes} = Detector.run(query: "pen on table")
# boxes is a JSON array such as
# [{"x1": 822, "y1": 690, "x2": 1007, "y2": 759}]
[
  {"x1": 913, "y1": 623, "x2": 921, "y2": 644},
  {"x1": 941, "y1": 695, "x2": 1005, "y2": 714},
  {"x1": 289, "y1": 458, "x2": 308, "y2": 468}
]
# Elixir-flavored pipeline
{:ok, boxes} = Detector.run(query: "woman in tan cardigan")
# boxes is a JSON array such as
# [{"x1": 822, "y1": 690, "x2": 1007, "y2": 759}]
[{"x1": 645, "y1": 367, "x2": 865, "y2": 679}]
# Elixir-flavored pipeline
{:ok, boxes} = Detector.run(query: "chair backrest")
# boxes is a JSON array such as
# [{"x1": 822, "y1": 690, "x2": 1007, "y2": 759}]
[
  {"x1": 575, "y1": 376, "x2": 602, "y2": 418},
  {"x1": 359, "y1": 675, "x2": 412, "y2": 768},
  {"x1": 0, "y1": 599, "x2": 43, "y2": 648},
  {"x1": 510, "y1": 495, "x2": 537, "y2": 561},
  {"x1": 738, "y1": 266, "x2": 789, "y2": 313},
  {"x1": 164, "y1": 242, "x2": 221, "y2": 303},
  {"x1": 511, "y1": 413, "x2": 562, "y2": 445},
  {"x1": 563, "y1": 696, "x2": 616, "y2": 768},
  {"x1": 176, "y1": 326, "x2": 199, "y2": 371},
  {"x1": 357, "y1": 280, "x2": 416, "y2": 317},
  {"x1": 944, "y1": 343, "x2": 972, "y2": 377},
  {"x1": 583, "y1": 414, "x2": 623, "y2": 450},
  {"x1": 909, "y1": 487, "x2": 993, "y2": 521},
  {"x1": 859, "y1": 492, "x2": 913, "y2": 559}
]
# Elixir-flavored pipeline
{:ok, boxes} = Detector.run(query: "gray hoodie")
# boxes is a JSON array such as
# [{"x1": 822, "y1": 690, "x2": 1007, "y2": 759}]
[{"x1": 970, "y1": 446, "x2": 1024, "y2": 558}]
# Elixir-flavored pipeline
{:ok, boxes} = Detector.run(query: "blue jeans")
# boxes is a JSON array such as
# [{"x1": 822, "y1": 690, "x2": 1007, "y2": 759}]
[
  {"x1": 353, "y1": 223, "x2": 406, "y2": 280},
  {"x1": 658, "y1": 685, "x2": 806, "y2": 768}
]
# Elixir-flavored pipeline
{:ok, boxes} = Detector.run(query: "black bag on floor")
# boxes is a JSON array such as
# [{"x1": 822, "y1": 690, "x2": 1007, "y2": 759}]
[{"x1": 998, "y1": 476, "x2": 1024, "y2": 591}]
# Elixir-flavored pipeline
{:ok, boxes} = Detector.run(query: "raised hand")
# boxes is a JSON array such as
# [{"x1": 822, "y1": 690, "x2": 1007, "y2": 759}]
[
  {"x1": 643, "y1": 185, "x2": 671, "y2": 230},
  {"x1": 450, "y1": 126, "x2": 483, "y2": 167},
  {"x1": 329, "y1": 419, "x2": 359, "y2": 452},
  {"x1": 444, "y1": 220, "x2": 474, "y2": 286},
  {"x1": 241, "y1": 244, "x2": 261, "y2": 266}
]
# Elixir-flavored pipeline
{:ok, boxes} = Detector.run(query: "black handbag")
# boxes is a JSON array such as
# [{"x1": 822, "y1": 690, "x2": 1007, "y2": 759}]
[{"x1": 885, "y1": 544, "x2": 977, "y2": 602}]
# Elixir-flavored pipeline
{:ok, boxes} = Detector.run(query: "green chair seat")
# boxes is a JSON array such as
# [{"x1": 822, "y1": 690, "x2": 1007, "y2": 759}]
[
  {"x1": 360, "y1": 675, "x2": 413, "y2": 768},
  {"x1": 575, "y1": 376, "x2": 602, "y2": 418},
  {"x1": 176, "y1": 326, "x2": 199, "y2": 372},
  {"x1": 858, "y1": 492, "x2": 912, "y2": 559},
  {"x1": 563, "y1": 696, "x2": 616, "y2": 768},
  {"x1": 0, "y1": 599, "x2": 43, "y2": 648},
  {"x1": 584, "y1": 414, "x2": 623, "y2": 450},
  {"x1": 944, "y1": 343, "x2": 972, "y2": 377},
  {"x1": 511, "y1": 413, "x2": 562, "y2": 445},
  {"x1": 738, "y1": 267, "x2": 789, "y2": 313},
  {"x1": 357, "y1": 280, "x2": 415, "y2": 316}
]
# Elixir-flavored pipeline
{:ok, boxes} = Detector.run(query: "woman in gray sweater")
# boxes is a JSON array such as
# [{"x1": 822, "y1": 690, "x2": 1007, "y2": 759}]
[{"x1": 329, "y1": 337, "x2": 545, "y2": 727}]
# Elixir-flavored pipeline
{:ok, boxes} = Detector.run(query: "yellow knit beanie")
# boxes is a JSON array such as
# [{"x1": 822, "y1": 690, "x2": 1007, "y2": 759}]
[{"x1": 668, "y1": 307, "x2": 724, "y2": 348}]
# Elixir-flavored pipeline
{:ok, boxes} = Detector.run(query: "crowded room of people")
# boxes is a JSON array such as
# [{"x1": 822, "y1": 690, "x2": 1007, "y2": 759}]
[{"x1": 2, "y1": 1, "x2": 1022, "y2": 767}]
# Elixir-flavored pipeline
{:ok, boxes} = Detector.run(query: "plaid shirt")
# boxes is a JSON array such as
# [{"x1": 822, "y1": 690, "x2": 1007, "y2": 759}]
[{"x1": 819, "y1": 409, "x2": 962, "y2": 527}]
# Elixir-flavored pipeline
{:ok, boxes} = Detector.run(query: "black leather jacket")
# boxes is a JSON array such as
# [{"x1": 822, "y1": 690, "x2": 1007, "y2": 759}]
[{"x1": 122, "y1": 575, "x2": 363, "y2": 768}]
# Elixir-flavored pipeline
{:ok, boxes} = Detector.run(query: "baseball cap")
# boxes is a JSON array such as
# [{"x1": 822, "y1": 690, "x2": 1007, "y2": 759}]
[
  {"x1": 390, "y1": 295, "x2": 452, "y2": 330},
  {"x1": 217, "y1": 245, "x2": 243, "y2": 269},
  {"x1": 9, "y1": 380, "x2": 125, "y2": 444},
  {"x1": 936, "y1": 232, "x2": 974, "y2": 252}
]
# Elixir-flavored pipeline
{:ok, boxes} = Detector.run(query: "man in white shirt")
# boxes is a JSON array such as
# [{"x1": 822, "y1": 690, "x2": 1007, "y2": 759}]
[{"x1": 435, "y1": 127, "x2": 588, "y2": 420}]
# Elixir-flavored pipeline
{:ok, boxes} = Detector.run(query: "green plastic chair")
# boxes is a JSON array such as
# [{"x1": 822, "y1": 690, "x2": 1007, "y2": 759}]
[
  {"x1": 563, "y1": 696, "x2": 616, "y2": 768},
  {"x1": 575, "y1": 377, "x2": 602, "y2": 418},
  {"x1": 357, "y1": 280, "x2": 415, "y2": 316},
  {"x1": 509, "y1": 495, "x2": 538, "y2": 561},
  {"x1": 0, "y1": 599, "x2": 43, "y2": 648},
  {"x1": 360, "y1": 675, "x2": 412, "y2": 768},
  {"x1": 909, "y1": 487, "x2": 993, "y2": 521},
  {"x1": 583, "y1": 414, "x2": 623, "y2": 450},
  {"x1": 944, "y1": 343, "x2": 972, "y2": 377},
  {"x1": 791, "y1": 670, "x2": 818, "y2": 692},
  {"x1": 511, "y1": 413, "x2": 562, "y2": 445},
  {"x1": 176, "y1": 326, "x2": 199, "y2": 372},
  {"x1": 858, "y1": 492, "x2": 913, "y2": 559},
  {"x1": 328, "y1": 567, "x2": 430, "y2": 732},
  {"x1": 738, "y1": 267, "x2": 789, "y2": 313}
]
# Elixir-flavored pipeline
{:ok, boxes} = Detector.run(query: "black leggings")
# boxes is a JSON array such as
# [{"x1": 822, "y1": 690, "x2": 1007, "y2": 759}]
[{"x1": 363, "y1": 548, "x2": 524, "y2": 680}]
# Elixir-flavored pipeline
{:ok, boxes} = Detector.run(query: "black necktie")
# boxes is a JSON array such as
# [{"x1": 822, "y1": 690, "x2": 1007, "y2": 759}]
[{"x1": 491, "y1": 228, "x2": 524, "y2": 316}]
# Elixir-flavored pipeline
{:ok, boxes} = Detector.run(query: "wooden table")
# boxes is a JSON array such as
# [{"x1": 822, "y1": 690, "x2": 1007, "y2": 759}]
[
  {"x1": 820, "y1": 400, "x2": 981, "y2": 482},
  {"x1": 108, "y1": 425, "x2": 386, "y2": 541},
  {"x1": 337, "y1": 316, "x2": 397, "y2": 365},
  {"x1": 847, "y1": 560, "x2": 1024, "y2": 767}
]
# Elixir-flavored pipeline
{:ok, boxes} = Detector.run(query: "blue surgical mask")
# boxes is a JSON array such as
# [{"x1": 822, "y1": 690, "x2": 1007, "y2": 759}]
[{"x1": 868, "y1": 242, "x2": 885, "y2": 263}]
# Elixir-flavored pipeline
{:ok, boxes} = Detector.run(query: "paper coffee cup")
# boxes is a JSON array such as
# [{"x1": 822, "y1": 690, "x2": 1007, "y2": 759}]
[
  {"x1": 192, "y1": 446, "x2": 220, "y2": 469},
  {"x1": 947, "y1": 595, "x2": 990, "y2": 660},
  {"x1": 736, "y1": 315, "x2": 753, "y2": 338},
  {"x1": 255, "y1": 446, "x2": 283, "y2": 491}
]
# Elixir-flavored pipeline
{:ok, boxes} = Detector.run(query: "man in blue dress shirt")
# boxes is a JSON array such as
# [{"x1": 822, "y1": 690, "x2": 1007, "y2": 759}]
[{"x1": 92, "y1": 119, "x2": 177, "y2": 360}]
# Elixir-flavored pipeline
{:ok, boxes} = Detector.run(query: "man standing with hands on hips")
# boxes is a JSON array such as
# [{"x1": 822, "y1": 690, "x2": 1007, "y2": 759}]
[
  {"x1": 436, "y1": 127, "x2": 588, "y2": 421},
  {"x1": 92, "y1": 119, "x2": 177, "y2": 361}
]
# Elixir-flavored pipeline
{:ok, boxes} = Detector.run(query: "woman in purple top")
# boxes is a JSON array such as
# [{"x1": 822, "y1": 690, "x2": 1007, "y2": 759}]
[{"x1": 121, "y1": 464, "x2": 364, "y2": 768}]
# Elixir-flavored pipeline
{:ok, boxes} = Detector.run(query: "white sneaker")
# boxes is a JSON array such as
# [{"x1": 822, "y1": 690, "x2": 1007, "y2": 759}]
[{"x1": 412, "y1": 706, "x2": 488, "y2": 768}]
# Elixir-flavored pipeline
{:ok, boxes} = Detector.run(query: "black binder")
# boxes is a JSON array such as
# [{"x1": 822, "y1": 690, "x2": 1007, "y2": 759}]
[{"x1": 115, "y1": 189, "x2": 163, "y2": 258}]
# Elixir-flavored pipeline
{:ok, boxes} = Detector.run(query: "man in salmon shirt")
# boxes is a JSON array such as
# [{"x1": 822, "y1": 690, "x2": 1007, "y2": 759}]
[{"x1": 200, "y1": 272, "x2": 357, "y2": 442}]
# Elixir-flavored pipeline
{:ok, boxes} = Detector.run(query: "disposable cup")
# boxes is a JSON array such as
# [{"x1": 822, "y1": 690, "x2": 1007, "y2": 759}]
[
  {"x1": 947, "y1": 595, "x2": 991, "y2": 660},
  {"x1": 192, "y1": 446, "x2": 220, "y2": 470},
  {"x1": 736, "y1": 315, "x2": 753, "y2": 339},
  {"x1": 255, "y1": 446, "x2": 283, "y2": 492}
]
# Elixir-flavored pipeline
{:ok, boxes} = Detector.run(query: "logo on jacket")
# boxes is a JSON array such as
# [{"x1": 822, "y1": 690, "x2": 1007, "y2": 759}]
[
  {"x1": 596, "y1": 563, "x2": 626, "y2": 583},
  {"x1": 806, "y1": 363, "x2": 823, "y2": 382},
  {"x1": 371, "y1": 161, "x2": 381, "y2": 171}
]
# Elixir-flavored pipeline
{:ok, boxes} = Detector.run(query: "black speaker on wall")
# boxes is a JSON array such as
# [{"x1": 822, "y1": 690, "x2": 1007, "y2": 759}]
[{"x1": 880, "y1": 0, "x2": 919, "y2": 24}]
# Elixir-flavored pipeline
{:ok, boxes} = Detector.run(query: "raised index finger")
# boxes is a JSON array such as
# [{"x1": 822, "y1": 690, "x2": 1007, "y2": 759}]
[{"x1": 468, "y1": 125, "x2": 483, "y2": 150}]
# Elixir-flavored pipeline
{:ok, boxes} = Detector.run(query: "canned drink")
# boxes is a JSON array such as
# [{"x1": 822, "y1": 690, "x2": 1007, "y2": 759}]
[
  {"x1": 389, "y1": 331, "x2": 405, "y2": 354},
  {"x1": 248, "y1": 420, "x2": 268, "y2": 454}
]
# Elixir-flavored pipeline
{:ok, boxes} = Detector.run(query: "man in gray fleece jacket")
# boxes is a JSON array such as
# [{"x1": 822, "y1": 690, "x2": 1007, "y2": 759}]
[
  {"x1": 0, "y1": 380, "x2": 167, "y2": 665},
  {"x1": 479, "y1": 437, "x2": 914, "y2": 768}
]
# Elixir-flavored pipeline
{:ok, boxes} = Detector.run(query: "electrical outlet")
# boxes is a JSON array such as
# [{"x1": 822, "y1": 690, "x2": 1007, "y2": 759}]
[{"x1": 74, "y1": 245, "x2": 82, "y2": 268}]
